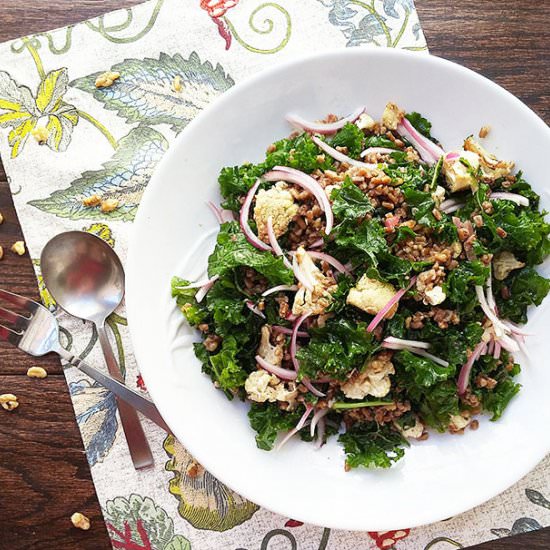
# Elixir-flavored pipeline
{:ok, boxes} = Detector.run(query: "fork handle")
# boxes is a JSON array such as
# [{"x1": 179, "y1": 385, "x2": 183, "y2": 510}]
[
  {"x1": 96, "y1": 324, "x2": 154, "y2": 469},
  {"x1": 55, "y1": 346, "x2": 171, "y2": 434}
]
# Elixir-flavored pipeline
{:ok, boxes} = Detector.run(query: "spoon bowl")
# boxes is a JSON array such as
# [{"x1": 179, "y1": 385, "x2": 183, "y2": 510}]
[{"x1": 40, "y1": 231, "x2": 125, "y2": 324}]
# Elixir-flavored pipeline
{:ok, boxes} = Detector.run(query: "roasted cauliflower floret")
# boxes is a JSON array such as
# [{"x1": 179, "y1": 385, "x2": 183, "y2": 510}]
[
  {"x1": 253, "y1": 181, "x2": 298, "y2": 241},
  {"x1": 244, "y1": 370, "x2": 298, "y2": 406},
  {"x1": 341, "y1": 355, "x2": 395, "y2": 399},
  {"x1": 257, "y1": 325, "x2": 284, "y2": 367},
  {"x1": 395, "y1": 417, "x2": 424, "y2": 439},
  {"x1": 292, "y1": 247, "x2": 337, "y2": 316},
  {"x1": 463, "y1": 137, "x2": 514, "y2": 179},
  {"x1": 442, "y1": 150, "x2": 480, "y2": 192},
  {"x1": 356, "y1": 112, "x2": 375, "y2": 131},
  {"x1": 382, "y1": 102, "x2": 404, "y2": 130},
  {"x1": 346, "y1": 275, "x2": 398, "y2": 318},
  {"x1": 493, "y1": 251, "x2": 525, "y2": 281}
]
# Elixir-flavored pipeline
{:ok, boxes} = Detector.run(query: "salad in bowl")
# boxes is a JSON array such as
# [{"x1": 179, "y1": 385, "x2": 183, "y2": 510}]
[{"x1": 172, "y1": 103, "x2": 549, "y2": 471}]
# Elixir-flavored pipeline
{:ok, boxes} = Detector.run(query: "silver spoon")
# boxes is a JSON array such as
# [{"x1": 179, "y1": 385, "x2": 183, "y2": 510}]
[{"x1": 40, "y1": 231, "x2": 154, "y2": 470}]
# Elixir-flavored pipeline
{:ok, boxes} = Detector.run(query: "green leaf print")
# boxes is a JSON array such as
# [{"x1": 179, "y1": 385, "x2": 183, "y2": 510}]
[
  {"x1": 163, "y1": 435, "x2": 258, "y2": 531},
  {"x1": 164, "y1": 535, "x2": 192, "y2": 550},
  {"x1": 28, "y1": 125, "x2": 168, "y2": 221},
  {"x1": 70, "y1": 51, "x2": 234, "y2": 133}
]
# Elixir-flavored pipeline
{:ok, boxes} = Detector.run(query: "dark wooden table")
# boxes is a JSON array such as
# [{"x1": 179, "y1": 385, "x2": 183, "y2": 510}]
[{"x1": 0, "y1": 1, "x2": 548, "y2": 548}]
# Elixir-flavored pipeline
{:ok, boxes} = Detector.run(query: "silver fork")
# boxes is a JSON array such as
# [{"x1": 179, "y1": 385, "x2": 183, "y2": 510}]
[{"x1": 0, "y1": 288, "x2": 171, "y2": 435}]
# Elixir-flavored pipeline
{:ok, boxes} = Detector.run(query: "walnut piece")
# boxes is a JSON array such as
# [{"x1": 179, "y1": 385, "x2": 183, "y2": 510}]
[
  {"x1": 71, "y1": 512, "x2": 91, "y2": 531},
  {"x1": 0, "y1": 393, "x2": 19, "y2": 411},
  {"x1": 479, "y1": 125, "x2": 490, "y2": 138},
  {"x1": 31, "y1": 126, "x2": 49, "y2": 144},
  {"x1": 100, "y1": 198, "x2": 119, "y2": 213},
  {"x1": 82, "y1": 194, "x2": 102, "y2": 207},
  {"x1": 11, "y1": 241, "x2": 25, "y2": 256},
  {"x1": 27, "y1": 366, "x2": 48, "y2": 379},
  {"x1": 95, "y1": 71, "x2": 120, "y2": 88},
  {"x1": 172, "y1": 75, "x2": 183, "y2": 92}
]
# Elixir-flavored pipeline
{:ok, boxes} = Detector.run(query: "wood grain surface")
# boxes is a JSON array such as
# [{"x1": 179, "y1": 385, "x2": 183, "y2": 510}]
[{"x1": 0, "y1": 1, "x2": 548, "y2": 548}]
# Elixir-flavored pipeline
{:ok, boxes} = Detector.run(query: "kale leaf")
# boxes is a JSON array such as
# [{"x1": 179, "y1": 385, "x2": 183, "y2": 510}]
[
  {"x1": 394, "y1": 350, "x2": 455, "y2": 387},
  {"x1": 329, "y1": 122, "x2": 364, "y2": 158},
  {"x1": 496, "y1": 267, "x2": 550, "y2": 323},
  {"x1": 405, "y1": 112, "x2": 433, "y2": 139},
  {"x1": 171, "y1": 276, "x2": 209, "y2": 326},
  {"x1": 364, "y1": 135, "x2": 398, "y2": 149},
  {"x1": 331, "y1": 177, "x2": 373, "y2": 222},
  {"x1": 248, "y1": 402, "x2": 302, "y2": 451},
  {"x1": 333, "y1": 218, "x2": 387, "y2": 268},
  {"x1": 296, "y1": 318, "x2": 377, "y2": 381},
  {"x1": 445, "y1": 261, "x2": 490, "y2": 307},
  {"x1": 482, "y1": 378, "x2": 521, "y2": 421},
  {"x1": 219, "y1": 163, "x2": 266, "y2": 211},
  {"x1": 338, "y1": 423, "x2": 408, "y2": 469},
  {"x1": 208, "y1": 222, "x2": 293, "y2": 285}
]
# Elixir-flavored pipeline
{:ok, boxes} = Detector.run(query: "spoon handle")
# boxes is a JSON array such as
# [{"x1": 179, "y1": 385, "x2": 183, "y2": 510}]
[{"x1": 97, "y1": 324, "x2": 155, "y2": 470}]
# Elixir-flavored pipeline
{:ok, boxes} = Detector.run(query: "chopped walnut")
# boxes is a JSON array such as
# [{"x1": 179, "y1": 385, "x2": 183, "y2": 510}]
[
  {"x1": 186, "y1": 461, "x2": 204, "y2": 478},
  {"x1": 478, "y1": 125, "x2": 490, "y2": 138},
  {"x1": 0, "y1": 393, "x2": 19, "y2": 411},
  {"x1": 70, "y1": 512, "x2": 91, "y2": 531},
  {"x1": 172, "y1": 75, "x2": 183, "y2": 92},
  {"x1": 82, "y1": 194, "x2": 102, "y2": 207},
  {"x1": 95, "y1": 71, "x2": 120, "y2": 88},
  {"x1": 27, "y1": 366, "x2": 48, "y2": 379},
  {"x1": 11, "y1": 241, "x2": 25, "y2": 256},
  {"x1": 100, "y1": 198, "x2": 119, "y2": 213},
  {"x1": 31, "y1": 126, "x2": 49, "y2": 144}
]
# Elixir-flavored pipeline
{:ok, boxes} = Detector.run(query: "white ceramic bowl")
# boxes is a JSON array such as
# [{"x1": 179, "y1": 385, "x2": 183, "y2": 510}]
[{"x1": 126, "y1": 49, "x2": 550, "y2": 531}]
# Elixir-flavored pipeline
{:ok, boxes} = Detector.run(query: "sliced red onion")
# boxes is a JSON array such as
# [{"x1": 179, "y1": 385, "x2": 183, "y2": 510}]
[
  {"x1": 246, "y1": 300, "x2": 266, "y2": 319},
  {"x1": 261, "y1": 285, "x2": 298, "y2": 297},
  {"x1": 382, "y1": 342, "x2": 449, "y2": 367},
  {"x1": 440, "y1": 199, "x2": 465, "y2": 214},
  {"x1": 268, "y1": 167, "x2": 334, "y2": 234},
  {"x1": 276, "y1": 404, "x2": 314, "y2": 451},
  {"x1": 457, "y1": 341, "x2": 487, "y2": 395},
  {"x1": 314, "y1": 417, "x2": 327, "y2": 449},
  {"x1": 239, "y1": 178, "x2": 271, "y2": 251},
  {"x1": 286, "y1": 312, "x2": 298, "y2": 322},
  {"x1": 302, "y1": 378, "x2": 325, "y2": 398},
  {"x1": 305, "y1": 250, "x2": 351, "y2": 275},
  {"x1": 384, "y1": 215, "x2": 401, "y2": 231},
  {"x1": 311, "y1": 135, "x2": 379, "y2": 171},
  {"x1": 286, "y1": 107, "x2": 366, "y2": 135},
  {"x1": 475, "y1": 285, "x2": 510, "y2": 337},
  {"x1": 398, "y1": 117, "x2": 444, "y2": 165},
  {"x1": 487, "y1": 339, "x2": 495, "y2": 356},
  {"x1": 272, "y1": 325, "x2": 309, "y2": 338},
  {"x1": 195, "y1": 275, "x2": 220, "y2": 303},
  {"x1": 175, "y1": 275, "x2": 217, "y2": 290},
  {"x1": 310, "y1": 407, "x2": 330, "y2": 437},
  {"x1": 445, "y1": 152, "x2": 460, "y2": 161},
  {"x1": 501, "y1": 319, "x2": 531, "y2": 337},
  {"x1": 383, "y1": 336, "x2": 430, "y2": 349},
  {"x1": 310, "y1": 238, "x2": 324, "y2": 249},
  {"x1": 493, "y1": 341, "x2": 501, "y2": 359},
  {"x1": 498, "y1": 333, "x2": 520, "y2": 353},
  {"x1": 255, "y1": 355, "x2": 297, "y2": 381},
  {"x1": 207, "y1": 201, "x2": 223, "y2": 224},
  {"x1": 267, "y1": 216, "x2": 292, "y2": 270},
  {"x1": 486, "y1": 273, "x2": 497, "y2": 313},
  {"x1": 367, "y1": 276, "x2": 417, "y2": 333},
  {"x1": 360, "y1": 147, "x2": 397, "y2": 157},
  {"x1": 490, "y1": 192, "x2": 530, "y2": 207}
]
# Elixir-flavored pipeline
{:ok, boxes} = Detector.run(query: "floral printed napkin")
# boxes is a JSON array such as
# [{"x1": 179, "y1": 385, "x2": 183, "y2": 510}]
[{"x1": 0, "y1": 1, "x2": 549, "y2": 549}]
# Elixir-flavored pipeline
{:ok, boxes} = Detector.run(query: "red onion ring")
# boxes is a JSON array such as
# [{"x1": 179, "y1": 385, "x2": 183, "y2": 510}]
[
  {"x1": 291, "y1": 254, "x2": 314, "y2": 292},
  {"x1": 475, "y1": 285, "x2": 511, "y2": 337},
  {"x1": 360, "y1": 147, "x2": 398, "y2": 157},
  {"x1": 267, "y1": 167, "x2": 334, "y2": 234},
  {"x1": 490, "y1": 192, "x2": 530, "y2": 207},
  {"x1": 367, "y1": 276, "x2": 417, "y2": 333},
  {"x1": 286, "y1": 107, "x2": 366, "y2": 135},
  {"x1": 207, "y1": 201, "x2": 223, "y2": 224},
  {"x1": 267, "y1": 216, "x2": 292, "y2": 269},
  {"x1": 304, "y1": 250, "x2": 351, "y2": 275},
  {"x1": 397, "y1": 117, "x2": 444, "y2": 164},
  {"x1": 314, "y1": 417, "x2": 327, "y2": 449},
  {"x1": 311, "y1": 135, "x2": 379, "y2": 171},
  {"x1": 383, "y1": 336, "x2": 430, "y2": 349},
  {"x1": 255, "y1": 355, "x2": 297, "y2": 381},
  {"x1": 246, "y1": 300, "x2": 266, "y2": 319},
  {"x1": 261, "y1": 285, "x2": 298, "y2": 297},
  {"x1": 272, "y1": 325, "x2": 309, "y2": 338},
  {"x1": 239, "y1": 178, "x2": 271, "y2": 251},
  {"x1": 195, "y1": 275, "x2": 220, "y2": 303},
  {"x1": 310, "y1": 407, "x2": 330, "y2": 437},
  {"x1": 457, "y1": 341, "x2": 487, "y2": 395},
  {"x1": 276, "y1": 404, "x2": 314, "y2": 451},
  {"x1": 493, "y1": 341, "x2": 502, "y2": 359}
]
